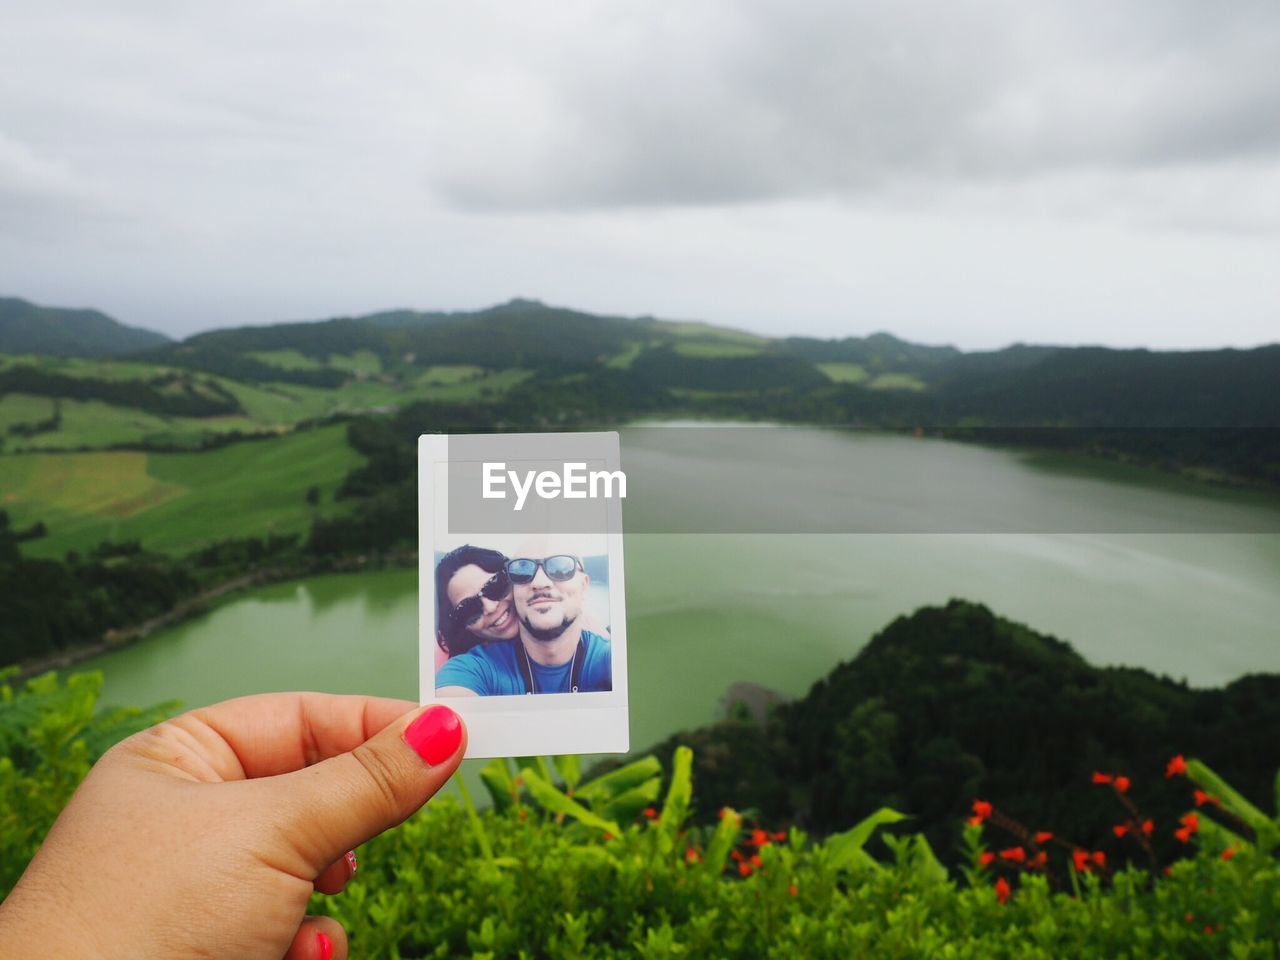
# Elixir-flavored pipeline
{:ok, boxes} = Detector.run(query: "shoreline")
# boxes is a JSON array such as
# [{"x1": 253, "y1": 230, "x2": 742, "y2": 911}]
[{"x1": 10, "y1": 549, "x2": 418, "y2": 684}]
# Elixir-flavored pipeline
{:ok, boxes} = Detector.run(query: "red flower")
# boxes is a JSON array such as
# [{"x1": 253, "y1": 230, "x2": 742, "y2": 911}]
[
  {"x1": 603, "y1": 832, "x2": 614, "y2": 842},
  {"x1": 1193, "y1": 789, "x2": 1219, "y2": 807},
  {"x1": 1033, "y1": 831, "x2": 1054, "y2": 845},
  {"x1": 1221, "y1": 847, "x2": 1237, "y2": 861},
  {"x1": 967, "y1": 816, "x2": 984, "y2": 827},
  {"x1": 1113, "y1": 824, "x2": 1130, "y2": 838},
  {"x1": 1092, "y1": 851, "x2": 1106, "y2": 869},
  {"x1": 994, "y1": 877, "x2": 1011, "y2": 904},
  {"x1": 978, "y1": 852, "x2": 996, "y2": 867},
  {"x1": 972, "y1": 800, "x2": 993, "y2": 820},
  {"x1": 730, "y1": 849, "x2": 744, "y2": 862},
  {"x1": 1184, "y1": 912, "x2": 1194, "y2": 922},
  {"x1": 999, "y1": 846, "x2": 1026, "y2": 863},
  {"x1": 643, "y1": 807, "x2": 658, "y2": 820},
  {"x1": 750, "y1": 854, "x2": 763, "y2": 868},
  {"x1": 1174, "y1": 827, "x2": 1193, "y2": 843},
  {"x1": 685, "y1": 847, "x2": 701, "y2": 864},
  {"x1": 1114, "y1": 776, "x2": 1131, "y2": 794},
  {"x1": 738, "y1": 861, "x2": 752, "y2": 877},
  {"x1": 1092, "y1": 772, "x2": 1113, "y2": 785},
  {"x1": 771, "y1": 831, "x2": 788, "y2": 842},
  {"x1": 1166, "y1": 755, "x2": 1187, "y2": 778},
  {"x1": 788, "y1": 883, "x2": 798, "y2": 897},
  {"x1": 1072, "y1": 849, "x2": 1091, "y2": 872},
  {"x1": 1179, "y1": 812, "x2": 1200, "y2": 832},
  {"x1": 751, "y1": 829, "x2": 769, "y2": 848},
  {"x1": 1030, "y1": 851, "x2": 1048, "y2": 869},
  {"x1": 1141, "y1": 819, "x2": 1155, "y2": 837}
]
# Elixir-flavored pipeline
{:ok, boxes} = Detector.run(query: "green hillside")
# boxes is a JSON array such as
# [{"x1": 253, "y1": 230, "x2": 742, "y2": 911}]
[
  {"x1": 0, "y1": 424, "x2": 361, "y2": 557},
  {"x1": 3, "y1": 294, "x2": 1278, "y2": 485},
  {"x1": 626, "y1": 600, "x2": 1280, "y2": 869},
  {"x1": 0, "y1": 297, "x2": 169, "y2": 357}
]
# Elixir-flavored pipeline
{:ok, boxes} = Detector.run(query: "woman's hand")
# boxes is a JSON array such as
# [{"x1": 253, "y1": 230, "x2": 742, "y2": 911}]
[{"x1": 0, "y1": 693, "x2": 465, "y2": 959}]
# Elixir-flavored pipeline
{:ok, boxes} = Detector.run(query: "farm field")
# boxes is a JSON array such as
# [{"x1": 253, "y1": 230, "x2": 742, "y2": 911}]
[
  {"x1": 816, "y1": 361, "x2": 869, "y2": 383},
  {"x1": 0, "y1": 393, "x2": 263, "y2": 450},
  {"x1": 866, "y1": 372, "x2": 927, "y2": 391},
  {"x1": 670, "y1": 340, "x2": 765, "y2": 358},
  {"x1": 0, "y1": 423, "x2": 361, "y2": 558},
  {"x1": 0, "y1": 353, "x2": 533, "y2": 451}
]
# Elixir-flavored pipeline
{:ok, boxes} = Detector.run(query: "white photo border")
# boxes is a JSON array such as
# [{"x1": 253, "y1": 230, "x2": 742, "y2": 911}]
[{"x1": 418, "y1": 432, "x2": 630, "y2": 758}]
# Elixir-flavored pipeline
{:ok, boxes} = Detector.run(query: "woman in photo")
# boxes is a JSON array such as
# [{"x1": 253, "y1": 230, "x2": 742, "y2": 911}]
[{"x1": 435, "y1": 545, "x2": 519, "y2": 658}]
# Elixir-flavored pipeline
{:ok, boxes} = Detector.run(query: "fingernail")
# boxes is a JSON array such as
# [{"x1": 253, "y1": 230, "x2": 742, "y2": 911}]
[
  {"x1": 402, "y1": 705, "x2": 462, "y2": 765},
  {"x1": 316, "y1": 931, "x2": 333, "y2": 960},
  {"x1": 344, "y1": 849, "x2": 359, "y2": 876}
]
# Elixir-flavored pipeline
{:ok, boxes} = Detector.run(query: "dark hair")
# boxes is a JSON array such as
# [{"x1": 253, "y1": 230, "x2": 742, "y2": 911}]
[{"x1": 435, "y1": 544, "x2": 509, "y2": 656}]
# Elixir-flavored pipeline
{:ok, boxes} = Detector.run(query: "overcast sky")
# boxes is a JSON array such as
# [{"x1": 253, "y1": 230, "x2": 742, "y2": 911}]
[{"x1": 1, "y1": 1, "x2": 1277, "y2": 350}]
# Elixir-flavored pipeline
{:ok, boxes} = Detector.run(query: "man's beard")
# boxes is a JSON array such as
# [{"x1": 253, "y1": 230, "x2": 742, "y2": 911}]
[{"x1": 520, "y1": 612, "x2": 575, "y2": 642}]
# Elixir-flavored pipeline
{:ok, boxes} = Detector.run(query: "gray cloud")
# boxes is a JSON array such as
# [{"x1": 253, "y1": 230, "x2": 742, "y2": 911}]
[
  {"x1": 427, "y1": 0, "x2": 1280, "y2": 212},
  {"x1": 0, "y1": 1, "x2": 1277, "y2": 348}
]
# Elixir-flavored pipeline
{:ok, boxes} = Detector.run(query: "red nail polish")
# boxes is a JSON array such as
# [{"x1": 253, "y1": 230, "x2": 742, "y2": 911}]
[
  {"x1": 344, "y1": 849, "x2": 358, "y2": 876},
  {"x1": 402, "y1": 705, "x2": 462, "y2": 765},
  {"x1": 317, "y1": 931, "x2": 333, "y2": 960}
]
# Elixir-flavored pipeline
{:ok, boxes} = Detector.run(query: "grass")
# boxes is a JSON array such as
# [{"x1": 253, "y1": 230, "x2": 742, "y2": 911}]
[
  {"x1": 649, "y1": 320, "x2": 768, "y2": 345},
  {"x1": 604, "y1": 342, "x2": 647, "y2": 369},
  {"x1": 0, "y1": 351, "x2": 537, "y2": 449},
  {"x1": 0, "y1": 355, "x2": 183, "y2": 382},
  {"x1": 245, "y1": 349, "x2": 325, "y2": 371},
  {"x1": 412, "y1": 368, "x2": 532, "y2": 401},
  {"x1": 817, "y1": 362, "x2": 870, "y2": 384},
  {"x1": 327, "y1": 350, "x2": 382, "y2": 375},
  {"x1": 867, "y1": 372, "x2": 927, "y2": 391},
  {"x1": 413, "y1": 365, "x2": 486, "y2": 385},
  {"x1": 0, "y1": 424, "x2": 362, "y2": 558},
  {"x1": 1, "y1": 394, "x2": 262, "y2": 451},
  {"x1": 671, "y1": 341, "x2": 766, "y2": 358},
  {"x1": 0, "y1": 394, "x2": 59, "y2": 432}
]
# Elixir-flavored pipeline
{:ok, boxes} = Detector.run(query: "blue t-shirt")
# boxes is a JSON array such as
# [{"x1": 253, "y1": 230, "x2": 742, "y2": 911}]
[{"x1": 436, "y1": 630, "x2": 612, "y2": 696}]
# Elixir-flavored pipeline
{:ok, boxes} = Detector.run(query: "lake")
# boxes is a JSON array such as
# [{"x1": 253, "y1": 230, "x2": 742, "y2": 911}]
[{"x1": 87, "y1": 427, "x2": 1280, "y2": 758}]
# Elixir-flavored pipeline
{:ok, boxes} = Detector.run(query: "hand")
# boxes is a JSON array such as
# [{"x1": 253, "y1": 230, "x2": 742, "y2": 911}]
[{"x1": 0, "y1": 693, "x2": 466, "y2": 959}]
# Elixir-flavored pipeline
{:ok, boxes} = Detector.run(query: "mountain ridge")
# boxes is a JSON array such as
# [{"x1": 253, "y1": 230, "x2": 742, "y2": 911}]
[{"x1": 0, "y1": 297, "x2": 170, "y2": 358}]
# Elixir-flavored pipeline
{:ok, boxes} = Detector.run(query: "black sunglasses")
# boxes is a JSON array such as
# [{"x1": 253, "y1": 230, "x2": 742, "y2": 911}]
[
  {"x1": 450, "y1": 570, "x2": 511, "y2": 627},
  {"x1": 505, "y1": 555, "x2": 581, "y2": 584}
]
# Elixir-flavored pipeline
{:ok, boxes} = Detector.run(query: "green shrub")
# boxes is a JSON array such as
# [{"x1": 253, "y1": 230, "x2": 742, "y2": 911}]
[
  {"x1": 3, "y1": 673, "x2": 1279, "y2": 958},
  {"x1": 0, "y1": 669, "x2": 176, "y2": 895},
  {"x1": 318, "y1": 747, "x2": 1280, "y2": 959}
]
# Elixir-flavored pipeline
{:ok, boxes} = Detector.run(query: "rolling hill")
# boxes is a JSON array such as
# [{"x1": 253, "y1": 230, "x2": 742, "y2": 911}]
[
  {"x1": 0, "y1": 297, "x2": 169, "y2": 357},
  {"x1": 0, "y1": 295, "x2": 1277, "y2": 484}
]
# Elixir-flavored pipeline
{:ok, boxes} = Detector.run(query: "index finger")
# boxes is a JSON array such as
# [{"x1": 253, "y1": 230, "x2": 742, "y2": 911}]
[{"x1": 171, "y1": 692, "x2": 421, "y2": 780}]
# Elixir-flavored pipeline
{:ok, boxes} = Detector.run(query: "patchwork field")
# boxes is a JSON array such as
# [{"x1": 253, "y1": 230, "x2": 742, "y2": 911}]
[
  {"x1": 0, "y1": 424, "x2": 362, "y2": 558},
  {"x1": 0, "y1": 353, "x2": 533, "y2": 451},
  {"x1": 670, "y1": 341, "x2": 765, "y2": 358},
  {"x1": 866, "y1": 372, "x2": 927, "y2": 391},
  {"x1": 816, "y1": 362, "x2": 869, "y2": 384}
]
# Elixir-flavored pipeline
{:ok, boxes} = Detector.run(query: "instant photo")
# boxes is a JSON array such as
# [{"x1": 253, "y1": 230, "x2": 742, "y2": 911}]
[{"x1": 419, "y1": 432, "x2": 629, "y2": 758}]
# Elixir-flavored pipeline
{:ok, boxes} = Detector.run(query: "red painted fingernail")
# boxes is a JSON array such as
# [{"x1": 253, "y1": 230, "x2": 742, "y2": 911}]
[
  {"x1": 344, "y1": 849, "x2": 358, "y2": 876},
  {"x1": 402, "y1": 705, "x2": 462, "y2": 765},
  {"x1": 316, "y1": 931, "x2": 333, "y2": 960}
]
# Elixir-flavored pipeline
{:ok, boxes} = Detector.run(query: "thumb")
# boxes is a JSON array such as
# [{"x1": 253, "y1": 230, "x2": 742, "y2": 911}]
[{"x1": 259, "y1": 703, "x2": 466, "y2": 875}]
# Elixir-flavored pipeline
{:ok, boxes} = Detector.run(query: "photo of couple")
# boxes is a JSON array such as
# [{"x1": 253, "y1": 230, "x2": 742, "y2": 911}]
[{"x1": 434, "y1": 537, "x2": 613, "y2": 697}]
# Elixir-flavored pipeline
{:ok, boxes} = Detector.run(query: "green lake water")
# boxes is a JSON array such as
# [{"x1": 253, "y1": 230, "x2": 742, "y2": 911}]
[{"x1": 87, "y1": 428, "x2": 1280, "y2": 758}]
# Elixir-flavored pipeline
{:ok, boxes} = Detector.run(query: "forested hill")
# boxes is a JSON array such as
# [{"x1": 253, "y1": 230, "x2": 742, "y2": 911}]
[
  {"x1": 0, "y1": 297, "x2": 169, "y2": 357},
  {"x1": 625, "y1": 600, "x2": 1280, "y2": 868},
  {"x1": 3, "y1": 295, "x2": 1278, "y2": 482}
]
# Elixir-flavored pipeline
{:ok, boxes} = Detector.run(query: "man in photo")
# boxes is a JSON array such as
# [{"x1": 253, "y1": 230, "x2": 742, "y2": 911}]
[{"x1": 436, "y1": 538, "x2": 612, "y2": 696}]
